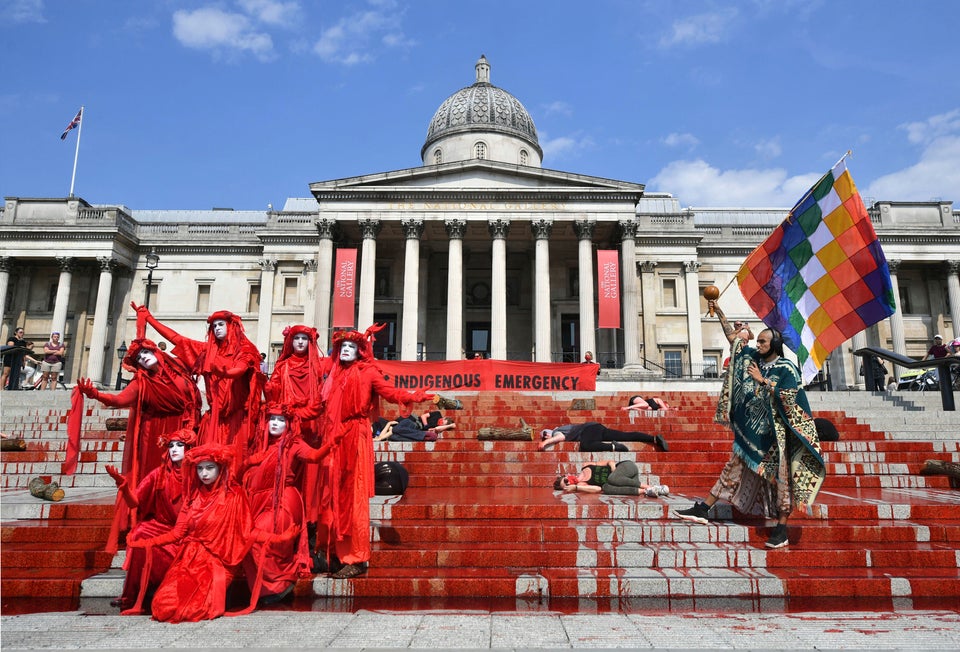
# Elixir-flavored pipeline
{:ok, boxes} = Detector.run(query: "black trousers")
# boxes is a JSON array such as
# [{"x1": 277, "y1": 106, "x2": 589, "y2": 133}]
[{"x1": 578, "y1": 423, "x2": 655, "y2": 452}]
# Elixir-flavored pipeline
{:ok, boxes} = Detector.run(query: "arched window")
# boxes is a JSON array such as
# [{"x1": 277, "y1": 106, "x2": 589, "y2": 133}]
[
  {"x1": 519, "y1": 149, "x2": 528, "y2": 165},
  {"x1": 474, "y1": 142, "x2": 486, "y2": 160},
  {"x1": 434, "y1": 149, "x2": 442, "y2": 165}
]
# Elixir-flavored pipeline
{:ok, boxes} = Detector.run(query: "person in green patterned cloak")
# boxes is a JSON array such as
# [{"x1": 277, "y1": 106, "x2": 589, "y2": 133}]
[{"x1": 674, "y1": 299, "x2": 826, "y2": 549}]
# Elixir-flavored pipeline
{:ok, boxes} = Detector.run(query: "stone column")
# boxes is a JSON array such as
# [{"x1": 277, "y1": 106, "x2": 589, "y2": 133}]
[
  {"x1": 639, "y1": 261, "x2": 658, "y2": 368},
  {"x1": 887, "y1": 260, "x2": 907, "y2": 358},
  {"x1": 619, "y1": 220, "x2": 641, "y2": 368},
  {"x1": 302, "y1": 259, "x2": 318, "y2": 326},
  {"x1": 489, "y1": 219, "x2": 510, "y2": 360},
  {"x1": 683, "y1": 261, "x2": 704, "y2": 374},
  {"x1": 531, "y1": 219, "x2": 553, "y2": 362},
  {"x1": 401, "y1": 219, "x2": 424, "y2": 361},
  {"x1": 851, "y1": 331, "x2": 868, "y2": 387},
  {"x1": 574, "y1": 221, "x2": 596, "y2": 363},
  {"x1": 256, "y1": 259, "x2": 277, "y2": 354},
  {"x1": 314, "y1": 218, "x2": 336, "y2": 348},
  {"x1": 445, "y1": 219, "x2": 466, "y2": 360},
  {"x1": 86, "y1": 257, "x2": 116, "y2": 386},
  {"x1": 0, "y1": 257, "x2": 11, "y2": 327},
  {"x1": 51, "y1": 257, "x2": 75, "y2": 338},
  {"x1": 357, "y1": 219, "x2": 381, "y2": 331},
  {"x1": 946, "y1": 260, "x2": 960, "y2": 340}
]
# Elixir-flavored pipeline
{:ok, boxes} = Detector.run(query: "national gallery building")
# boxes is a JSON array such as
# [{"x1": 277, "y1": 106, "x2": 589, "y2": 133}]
[{"x1": 2, "y1": 57, "x2": 959, "y2": 390}]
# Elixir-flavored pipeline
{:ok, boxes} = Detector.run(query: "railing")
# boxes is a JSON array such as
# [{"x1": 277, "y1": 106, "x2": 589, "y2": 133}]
[{"x1": 854, "y1": 346, "x2": 958, "y2": 411}]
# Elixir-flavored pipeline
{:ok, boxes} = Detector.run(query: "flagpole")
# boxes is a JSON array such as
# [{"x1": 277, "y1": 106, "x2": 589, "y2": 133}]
[{"x1": 68, "y1": 106, "x2": 84, "y2": 197}]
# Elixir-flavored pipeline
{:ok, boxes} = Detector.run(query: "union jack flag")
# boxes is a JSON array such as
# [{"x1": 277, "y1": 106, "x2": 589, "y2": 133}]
[{"x1": 60, "y1": 108, "x2": 82, "y2": 140}]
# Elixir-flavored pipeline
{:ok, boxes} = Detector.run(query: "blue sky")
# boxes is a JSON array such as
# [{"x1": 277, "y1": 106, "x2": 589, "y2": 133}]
[{"x1": 2, "y1": 0, "x2": 958, "y2": 210}]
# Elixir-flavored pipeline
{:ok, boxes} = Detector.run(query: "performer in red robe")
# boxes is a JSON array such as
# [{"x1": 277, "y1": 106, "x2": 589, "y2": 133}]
[
  {"x1": 264, "y1": 324, "x2": 331, "y2": 561},
  {"x1": 239, "y1": 404, "x2": 331, "y2": 607},
  {"x1": 316, "y1": 325, "x2": 432, "y2": 578},
  {"x1": 73, "y1": 339, "x2": 201, "y2": 552},
  {"x1": 106, "y1": 428, "x2": 197, "y2": 612},
  {"x1": 127, "y1": 443, "x2": 252, "y2": 623},
  {"x1": 132, "y1": 302, "x2": 265, "y2": 458}
]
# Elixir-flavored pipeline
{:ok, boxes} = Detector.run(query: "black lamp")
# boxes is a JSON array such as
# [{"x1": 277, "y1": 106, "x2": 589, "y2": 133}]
[
  {"x1": 145, "y1": 248, "x2": 160, "y2": 310},
  {"x1": 115, "y1": 341, "x2": 127, "y2": 390}
]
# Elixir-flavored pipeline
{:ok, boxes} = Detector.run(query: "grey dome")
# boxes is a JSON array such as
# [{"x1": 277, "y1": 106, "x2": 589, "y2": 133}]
[{"x1": 422, "y1": 56, "x2": 542, "y2": 159}]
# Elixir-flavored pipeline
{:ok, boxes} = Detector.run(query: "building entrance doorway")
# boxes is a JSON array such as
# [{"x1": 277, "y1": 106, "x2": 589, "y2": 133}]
[
  {"x1": 561, "y1": 314, "x2": 580, "y2": 362},
  {"x1": 466, "y1": 321, "x2": 490, "y2": 359},
  {"x1": 372, "y1": 313, "x2": 397, "y2": 359}
]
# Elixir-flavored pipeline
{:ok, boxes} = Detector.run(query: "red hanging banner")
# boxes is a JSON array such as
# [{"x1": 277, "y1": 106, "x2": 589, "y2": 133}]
[
  {"x1": 597, "y1": 249, "x2": 621, "y2": 329},
  {"x1": 331, "y1": 248, "x2": 357, "y2": 328},
  {"x1": 376, "y1": 359, "x2": 599, "y2": 392}
]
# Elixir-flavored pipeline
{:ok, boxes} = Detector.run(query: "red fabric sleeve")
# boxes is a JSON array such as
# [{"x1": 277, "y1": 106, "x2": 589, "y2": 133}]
[{"x1": 61, "y1": 386, "x2": 87, "y2": 475}]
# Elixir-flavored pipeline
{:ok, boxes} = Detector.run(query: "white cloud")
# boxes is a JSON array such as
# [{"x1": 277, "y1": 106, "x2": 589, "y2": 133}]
[
  {"x1": 173, "y1": 7, "x2": 275, "y2": 61},
  {"x1": 754, "y1": 137, "x2": 782, "y2": 160},
  {"x1": 540, "y1": 133, "x2": 595, "y2": 161},
  {"x1": 861, "y1": 109, "x2": 960, "y2": 201},
  {"x1": 542, "y1": 101, "x2": 573, "y2": 118},
  {"x1": 649, "y1": 159, "x2": 821, "y2": 206},
  {"x1": 899, "y1": 109, "x2": 960, "y2": 145},
  {"x1": 238, "y1": 0, "x2": 301, "y2": 27},
  {"x1": 659, "y1": 9, "x2": 738, "y2": 48},
  {"x1": 312, "y1": 1, "x2": 409, "y2": 65},
  {"x1": 864, "y1": 135, "x2": 960, "y2": 202},
  {"x1": 0, "y1": 0, "x2": 45, "y2": 24},
  {"x1": 662, "y1": 132, "x2": 700, "y2": 149}
]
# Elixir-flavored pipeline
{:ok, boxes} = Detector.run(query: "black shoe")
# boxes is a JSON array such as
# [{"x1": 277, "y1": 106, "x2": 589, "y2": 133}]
[
  {"x1": 674, "y1": 501, "x2": 710, "y2": 525},
  {"x1": 310, "y1": 552, "x2": 328, "y2": 574},
  {"x1": 654, "y1": 435, "x2": 669, "y2": 452},
  {"x1": 765, "y1": 523, "x2": 789, "y2": 548},
  {"x1": 259, "y1": 583, "x2": 295, "y2": 606}
]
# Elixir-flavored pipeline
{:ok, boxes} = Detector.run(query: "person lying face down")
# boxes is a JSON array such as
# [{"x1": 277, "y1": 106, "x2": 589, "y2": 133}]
[{"x1": 537, "y1": 422, "x2": 668, "y2": 453}]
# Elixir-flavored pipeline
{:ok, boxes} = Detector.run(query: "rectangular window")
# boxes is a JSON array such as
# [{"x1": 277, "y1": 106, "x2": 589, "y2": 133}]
[
  {"x1": 146, "y1": 284, "x2": 158, "y2": 310},
  {"x1": 898, "y1": 286, "x2": 912, "y2": 314},
  {"x1": 248, "y1": 284, "x2": 261, "y2": 312},
  {"x1": 703, "y1": 354, "x2": 720, "y2": 378},
  {"x1": 664, "y1": 350, "x2": 683, "y2": 378},
  {"x1": 196, "y1": 284, "x2": 210, "y2": 313},
  {"x1": 662, "y1": 278, "x2": 677, "y2": 308},
  {"x1": 283, "y1": 277, "x2": 299, "y2": 306}
]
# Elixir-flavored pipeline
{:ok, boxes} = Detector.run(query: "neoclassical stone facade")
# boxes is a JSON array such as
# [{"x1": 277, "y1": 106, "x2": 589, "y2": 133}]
[{"x1": 3, "y1": 57, "x2": 959, "y2": 389}]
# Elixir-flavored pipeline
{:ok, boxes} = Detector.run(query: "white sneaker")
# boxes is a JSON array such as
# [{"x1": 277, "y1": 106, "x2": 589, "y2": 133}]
[{"x1": 658, "y1": 484, "x2": 670, "y2": 496}]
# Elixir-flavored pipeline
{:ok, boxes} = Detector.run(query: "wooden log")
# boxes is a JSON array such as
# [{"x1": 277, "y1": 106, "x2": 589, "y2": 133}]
[
  {"x1": 477, "y1": 427, "x2": 533, "y2": 441},
  {"x1": 105, "y1": 417, "x2": 128, "y2": 431}
]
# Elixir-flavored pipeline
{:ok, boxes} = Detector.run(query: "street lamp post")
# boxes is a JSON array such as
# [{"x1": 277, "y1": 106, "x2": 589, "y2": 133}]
[
  {"x1": 144, "y1": 248, "x2": 160, "y2": 310},
  {"x1": 115, "y1": 341, "x2": 127, "y2": 390}
]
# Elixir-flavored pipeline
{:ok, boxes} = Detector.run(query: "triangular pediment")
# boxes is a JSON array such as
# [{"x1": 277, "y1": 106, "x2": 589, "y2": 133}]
[{"x1": 309, "y1": 159, "x2": 644, "y2": 197}]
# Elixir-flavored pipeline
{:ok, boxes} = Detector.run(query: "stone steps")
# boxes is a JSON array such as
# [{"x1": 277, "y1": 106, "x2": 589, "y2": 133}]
[{"x1": 2, "y1": 389, "x2": 960, "y2": 608}]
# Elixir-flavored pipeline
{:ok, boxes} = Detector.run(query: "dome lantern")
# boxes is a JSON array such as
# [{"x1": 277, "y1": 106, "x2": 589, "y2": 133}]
[{"x1": 421, "y1": 56, "x2": 542, "y2": 167}]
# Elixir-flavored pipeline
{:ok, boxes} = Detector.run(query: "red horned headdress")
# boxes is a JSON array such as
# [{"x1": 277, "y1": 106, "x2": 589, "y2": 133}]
[{"x1": 330, "y1": 323, "x2": 386, "y2": 362}]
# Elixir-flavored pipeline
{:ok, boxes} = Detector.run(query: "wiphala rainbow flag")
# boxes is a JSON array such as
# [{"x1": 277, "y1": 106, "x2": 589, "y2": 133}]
[{"x1": 737, "y1": 158, "x2": 896, "y2": 383}]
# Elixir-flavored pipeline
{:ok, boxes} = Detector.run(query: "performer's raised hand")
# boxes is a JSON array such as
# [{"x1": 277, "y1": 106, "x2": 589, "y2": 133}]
[
  {"x1": 76, "y1": 377, "x2": 99, "y2": 399},
  {"x1": 105, "y1": 464, "x2": 126, "y2": 488}
]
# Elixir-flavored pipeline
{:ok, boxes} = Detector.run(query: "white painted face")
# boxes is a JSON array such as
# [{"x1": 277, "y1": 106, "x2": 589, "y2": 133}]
[
  {"x1": 292, "y1": 334, "x2": 310, "y2": 354},
  {"x1": 137, "y1": 349, "x2": 159, "y2": 370},
  {"x1": 167, "y1": 441, "x2": 186, "y2": 463},
  {"x1": 212, "y1": 320, "x2": 228, "y2": 341},
  {"x1": 339, "y1": 340, "x2": 358, "y2": 363},
  {"x1": 196, "y1": 460, "x2": 220, "y2": 485},
  {"x1": 268, "y1": 414, "x2": 287, "y2": 437}
]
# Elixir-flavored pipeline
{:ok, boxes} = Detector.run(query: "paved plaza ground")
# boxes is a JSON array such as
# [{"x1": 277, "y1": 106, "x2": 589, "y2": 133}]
[{"x1": 2, "y1": 608, "x2": 960, "y2": 650}]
